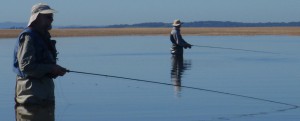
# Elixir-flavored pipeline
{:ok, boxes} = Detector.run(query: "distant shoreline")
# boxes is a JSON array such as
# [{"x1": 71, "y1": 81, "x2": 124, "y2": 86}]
[{"x1": 1, "y1": 27, "x2": 300, "y2": 38}]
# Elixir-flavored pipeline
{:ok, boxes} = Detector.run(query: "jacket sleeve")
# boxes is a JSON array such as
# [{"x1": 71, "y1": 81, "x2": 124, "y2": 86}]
[
  {"x1": 173, "y1": 30, "x2": 188, "y2": 46},
  {"x1": 17, "y1": 34, "x2": 54, "y2": 78}
]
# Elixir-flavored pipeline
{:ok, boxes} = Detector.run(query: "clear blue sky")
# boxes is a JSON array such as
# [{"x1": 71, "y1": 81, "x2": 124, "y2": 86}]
[{"x1": 1, "y1": 0, "x2": 300, "y2": 26}]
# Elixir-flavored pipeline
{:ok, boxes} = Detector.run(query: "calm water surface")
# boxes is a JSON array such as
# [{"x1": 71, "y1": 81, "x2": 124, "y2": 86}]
[{"x1": 1, "y1": 36, "x2": 300, "y2": 121}]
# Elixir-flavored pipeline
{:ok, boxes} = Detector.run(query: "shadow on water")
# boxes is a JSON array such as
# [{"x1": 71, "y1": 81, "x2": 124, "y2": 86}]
[{"x1": 15, "y1": 105, "x2": 54, "y2": 121}]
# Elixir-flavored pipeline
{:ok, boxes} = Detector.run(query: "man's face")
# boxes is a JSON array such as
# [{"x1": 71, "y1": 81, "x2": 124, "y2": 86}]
[{"x1": 36, "y1": 13, "x2": 53, "y2": 30}]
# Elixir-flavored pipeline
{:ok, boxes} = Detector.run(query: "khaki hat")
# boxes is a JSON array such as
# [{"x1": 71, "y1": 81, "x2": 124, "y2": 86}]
[
  {"x1": 28, "y1": 3, "x2": 56, "y2": 27},
  {"x1": 172, "y1": 19, "x2": 183, "y2": 26}
]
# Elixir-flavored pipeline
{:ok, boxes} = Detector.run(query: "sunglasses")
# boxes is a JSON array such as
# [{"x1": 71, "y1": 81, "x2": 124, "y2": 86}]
[{"x1": 40, "y1": 14, "x2": 53, "y2": 20}]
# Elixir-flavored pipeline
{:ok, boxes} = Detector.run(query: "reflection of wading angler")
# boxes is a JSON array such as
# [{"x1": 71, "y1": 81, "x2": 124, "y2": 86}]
[
  {"x1": 171, "y1": 55, "x2": 191, "y2": 97},
  {"x1": 15, "y1": 105, "x2": 54, "y2": 121},
  {"x1": 170, "y1": 19, "x2": 192, "y2": 56},
  {"x1": 13, "y1": 3, "x2": 67, "y2": 105}
]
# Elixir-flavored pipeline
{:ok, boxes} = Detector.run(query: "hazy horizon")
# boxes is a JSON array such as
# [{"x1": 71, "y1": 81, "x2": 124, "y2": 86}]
[{"x1": 1, "y1": 0, "x2": 300, "y2": 26}]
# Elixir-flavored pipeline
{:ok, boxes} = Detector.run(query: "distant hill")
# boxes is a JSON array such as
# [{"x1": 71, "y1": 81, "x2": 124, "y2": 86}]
[
  {"x1": 104, "y1": 22, "x2": 170, "y2": 28},
  {"x1": 0, "y1": 22, "x2": 27, "y2": 29},
  {"x1": 104, "y1": 21, "x2": 300, "y2": 28},
  {"x1": 1, "y1": 21, "x2": 300, "y2": 29}
]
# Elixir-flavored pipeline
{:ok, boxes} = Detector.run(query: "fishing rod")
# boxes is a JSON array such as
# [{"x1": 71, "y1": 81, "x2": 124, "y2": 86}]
[
  {"x1": 67, "y1": 70, "x2": 298, "y2": 108},
  {"x1": 192, "y1": 45, "x2": 279, "y2": 54}
]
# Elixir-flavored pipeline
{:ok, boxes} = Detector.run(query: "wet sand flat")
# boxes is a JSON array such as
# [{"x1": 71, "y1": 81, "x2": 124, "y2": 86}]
[{"x1": 1, "y1": 27, "x2": 300, "y2": 38}]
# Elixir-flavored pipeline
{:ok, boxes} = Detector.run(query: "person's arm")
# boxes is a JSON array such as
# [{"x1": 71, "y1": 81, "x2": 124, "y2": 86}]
[{"x1": 175, "y1": 31, "x2": 192, "y2": 48}]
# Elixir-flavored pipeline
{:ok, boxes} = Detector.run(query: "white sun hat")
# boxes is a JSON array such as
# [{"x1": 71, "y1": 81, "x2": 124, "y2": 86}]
[
  {"x1": 27, "y1": 3, "x2": 56, "y2": 27},
  {"x1": 172, "y1": 19, "x2": 183, "y2": 26}
]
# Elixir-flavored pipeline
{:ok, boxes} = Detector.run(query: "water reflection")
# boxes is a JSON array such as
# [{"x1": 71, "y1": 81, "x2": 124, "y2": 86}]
[
  {"x1": 211, "y1": 106, "x2": 299, "y2": 121},
  {"x1": 15, "y1": 105, "x2": 55, "y2": 121},
  {"x1": 170, "y1": 55, "x2": 191, "y2": 97}
]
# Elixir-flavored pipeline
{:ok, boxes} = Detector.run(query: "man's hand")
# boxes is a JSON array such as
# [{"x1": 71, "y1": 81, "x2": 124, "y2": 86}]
[
  {"x1": 50, "y1": 65, "x2": 67, "y2": 77},
  {"x1": 187, "y1": 44, "x2": 192, "y2": 49},
  {"x1": 184, "y1": 43, "x2": 192, "y2": 49}
]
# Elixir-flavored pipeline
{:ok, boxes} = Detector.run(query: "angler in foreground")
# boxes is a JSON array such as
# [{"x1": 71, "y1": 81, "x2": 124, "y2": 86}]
[{"x1": 13, "y1": 3, "x2": 67, "y2": 105}]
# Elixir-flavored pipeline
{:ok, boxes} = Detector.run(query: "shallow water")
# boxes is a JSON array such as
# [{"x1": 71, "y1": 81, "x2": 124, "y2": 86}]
[{"x1": 1, "y1": 35, "x2": 300, "y2": 121}]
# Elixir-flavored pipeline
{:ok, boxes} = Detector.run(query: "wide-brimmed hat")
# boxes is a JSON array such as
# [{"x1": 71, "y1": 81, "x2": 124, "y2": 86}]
[
  {"x1": 28, "y1": 3, "x2": 56, "y2": 27},
  {"x1": 172, "y1": 19, "x2": 183, "y2": 26}
]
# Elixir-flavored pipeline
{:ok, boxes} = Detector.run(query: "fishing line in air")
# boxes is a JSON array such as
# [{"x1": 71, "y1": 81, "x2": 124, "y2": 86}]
[
  {"x1": 192, "y1": 45, "x2": 280, "y2": 54},
  {"x1": 67, "y1": 70, "x2": 298, "y2": 108}
]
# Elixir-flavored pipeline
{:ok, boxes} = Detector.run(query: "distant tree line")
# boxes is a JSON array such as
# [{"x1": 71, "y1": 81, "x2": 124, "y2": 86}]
[
  {"x1": 104, "y1": 21, "x2": 300, "y2": 28},
  {"x1": 2, "y1": 21, "x2": 300, "y2": 29},
  {"x1": 185, "y1": 21, "x2": 300, "y2": 27}
]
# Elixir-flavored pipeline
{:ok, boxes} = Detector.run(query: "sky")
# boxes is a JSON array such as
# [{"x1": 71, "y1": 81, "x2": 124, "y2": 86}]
[{"x1": 1, "y1": 0, "x2": 300, "y2": 26}]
